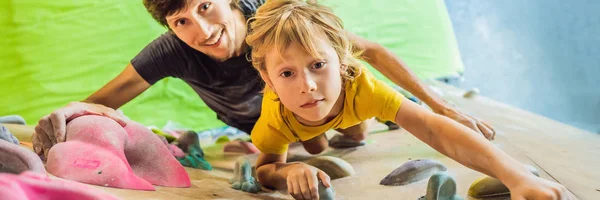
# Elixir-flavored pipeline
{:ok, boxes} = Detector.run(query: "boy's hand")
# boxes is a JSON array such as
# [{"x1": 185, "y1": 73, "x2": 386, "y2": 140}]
[
  {"x1": 33, "y1": 102, "x2": 127, "y2": 161},
  {"x1": 286, "y1": 163, "x2": 331, "y2": 200},
  {"x1": 509, "y1": 176, "x2": 576, "y2": 200}
]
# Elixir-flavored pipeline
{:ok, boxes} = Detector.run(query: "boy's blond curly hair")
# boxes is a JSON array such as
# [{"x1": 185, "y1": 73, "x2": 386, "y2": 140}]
[{"x1": 246, "y1": 0, "x2": 363, "y2": 82}]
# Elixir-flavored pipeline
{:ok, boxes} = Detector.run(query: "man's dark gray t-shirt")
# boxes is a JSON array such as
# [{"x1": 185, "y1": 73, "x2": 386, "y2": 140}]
[{"x1": 131, "y1": 0, "x2": 265, "y2": 134}]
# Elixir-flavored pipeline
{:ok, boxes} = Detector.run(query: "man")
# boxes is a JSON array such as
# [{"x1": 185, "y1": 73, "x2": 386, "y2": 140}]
[{"x1": 32, "y1": 0, "x2": 495, "y2": 159}]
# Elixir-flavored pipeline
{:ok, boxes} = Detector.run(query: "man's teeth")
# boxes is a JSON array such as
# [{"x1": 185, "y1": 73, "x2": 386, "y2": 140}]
[{"x1": 206, "y1": 31, "x2": 221, "y2": 45}]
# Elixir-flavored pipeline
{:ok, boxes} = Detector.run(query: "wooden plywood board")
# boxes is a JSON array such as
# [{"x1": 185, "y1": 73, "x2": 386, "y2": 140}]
[
  {"x1": 428, "y1": 81, "x2": 600, "y2": 199},
  {"x1": 4, "y1": 82, "x2": 599, "y2": 199}
]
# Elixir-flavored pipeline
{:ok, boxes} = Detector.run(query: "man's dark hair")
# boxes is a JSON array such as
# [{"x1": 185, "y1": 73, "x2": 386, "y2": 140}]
[{"x1": 143, "y1": 0, "x2": 240, "y2": 28}]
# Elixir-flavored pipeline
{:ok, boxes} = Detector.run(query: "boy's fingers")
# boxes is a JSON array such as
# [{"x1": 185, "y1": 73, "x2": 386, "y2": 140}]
[
  {"x1": 481, "y1": 121, "x2": 496, "y2": 139},
  {"x1": 305, "y1": 171, "x2": 319, "y2": 200},
  {"x1": 477, "y1": 122, "x2": 494, "y2": 140},
  {"x1": 287, "y1": 178, "x2": 294, "y2": 196},
  {"x1": 317, "y1": 171, "x2": 331, "y2": 188},
  {"x1": 298, "y1": 173, "x2": 311, "y2": 200},
  {"x1": 292, "y1": 179, "x2": 302, "y2": 199}
]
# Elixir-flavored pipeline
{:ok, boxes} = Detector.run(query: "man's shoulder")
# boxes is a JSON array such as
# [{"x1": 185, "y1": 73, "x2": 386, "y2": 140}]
[
  {"x1": 238, "y1": 0, "x2": 266, "y2": 17},
  {"x1": 150, "y1": 32, "x2": 187, "y2": 50},
  {"x1": 143, "y1": 32, "x2": 211, "y2": 62}
]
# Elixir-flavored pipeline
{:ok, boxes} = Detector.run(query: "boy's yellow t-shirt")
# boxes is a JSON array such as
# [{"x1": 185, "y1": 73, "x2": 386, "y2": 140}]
[{"x1": 251, "y1": 68, "x2": 404, "y2": 155}]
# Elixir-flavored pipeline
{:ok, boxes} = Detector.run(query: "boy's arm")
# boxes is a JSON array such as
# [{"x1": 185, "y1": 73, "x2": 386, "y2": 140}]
[
  {"x1": 255, "y1": 153, "x2": 291, "y2": 189},
  {"x1": 394, "y1": 99, "x2": 573, "y2": 199},
  {"x1": 348, "y1": 32, "x2": 495, "y2": 140}
]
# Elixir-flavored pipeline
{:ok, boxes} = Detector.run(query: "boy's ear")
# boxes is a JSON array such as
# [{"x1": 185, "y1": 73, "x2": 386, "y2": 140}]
[
  {"x1": 340, "y1": 64, "x2": 348, "y2": 76},
  {"x1": 259, "y1": 71, "x2": 275, "y2": 90}
]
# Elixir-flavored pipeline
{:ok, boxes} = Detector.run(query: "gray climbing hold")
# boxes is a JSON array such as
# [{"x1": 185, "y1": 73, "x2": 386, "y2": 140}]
[
  {"x1": 380, "y1": 159, "x2": 447, "y2": 186},
  {"x1": 328, "y1": 134, "x2": 365, "y2": 149},
  {"x1": 230, "y1": 157, "x2": 261, "y2": 193},
  {"x1": 0, "y1": 115, "x2": 26, "y2": 125},
  {"x1": 418, "y1": 171, "x2": 463, "y2": 200},
  {"x1": 0, "y1": 139, "x2": 46, "y2": 174},
  {"x1": 318, "y1": 181, "x2": 335, "y2": 200},
  {"x1": 305, "y1": 156, "x2": 355, "y2": 180},
  {"x1": 175, "y1": 131, "x2": 199, "y2": 154},
  {"x1": 0, "y1": 125, "x2": 19, "y2": 145},
  {"x1": 468, "y1": 165, "x2": 540, "y2": 198}
]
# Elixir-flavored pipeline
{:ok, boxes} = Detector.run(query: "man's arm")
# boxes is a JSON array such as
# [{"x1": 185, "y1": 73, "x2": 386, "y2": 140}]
[
  {"x1": 84, "y1": 63, "x2": 151, "y2": 109},
  {"x1": 33, "y1": 63, "x2": 150, "y2": 160},
  {"x1": 348, "y1": 32, "x2": 495, "y2": 139}
]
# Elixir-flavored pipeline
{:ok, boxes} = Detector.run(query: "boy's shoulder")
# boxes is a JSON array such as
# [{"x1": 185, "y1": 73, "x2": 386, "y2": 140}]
[
  {"x1": 344, "y1": 67, "x2": 404, "y2": 121},
  {"x1": 256, "y1": 89, "x2": 285, "y2": 127},
  {"x1": 346, "y1": 67, "x2": 379, "y2": 97}
]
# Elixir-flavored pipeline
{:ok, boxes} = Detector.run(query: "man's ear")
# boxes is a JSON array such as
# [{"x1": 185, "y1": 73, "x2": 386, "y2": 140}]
[{"x1": 259, "y1": 71, "x2": 275, "y2": 91}]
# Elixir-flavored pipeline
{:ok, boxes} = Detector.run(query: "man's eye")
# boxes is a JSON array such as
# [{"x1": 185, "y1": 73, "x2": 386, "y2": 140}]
[
  {"x1": 176, "y1": 19, "x2": 187, "y2": 26},
  {"x1": 200, "y1": 3, "x2": 211, "y2": 12}
]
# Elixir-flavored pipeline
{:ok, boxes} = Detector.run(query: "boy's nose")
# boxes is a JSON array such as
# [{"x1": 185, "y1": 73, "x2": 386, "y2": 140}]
[{"x1": 300, "y1": 75, "x2": 317, "y2": 94}]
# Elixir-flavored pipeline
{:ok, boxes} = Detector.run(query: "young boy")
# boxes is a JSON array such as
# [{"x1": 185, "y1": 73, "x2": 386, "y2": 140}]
[{"x1": 246, "y1": 1, "x2": 573, "y2": 200}]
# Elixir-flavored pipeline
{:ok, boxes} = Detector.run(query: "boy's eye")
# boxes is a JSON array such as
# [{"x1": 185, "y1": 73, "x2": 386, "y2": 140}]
[
  {"x1": 280, "y1": 71, "x2": 294, "y2": 78},
  {"x1": 313, "y1": 62, "x2": 326, "y2": 69}
]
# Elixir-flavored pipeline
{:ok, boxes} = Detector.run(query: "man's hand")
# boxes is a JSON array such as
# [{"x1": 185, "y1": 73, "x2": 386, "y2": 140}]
[
  {"x1": 439, "y1": 107, "x2": 496, "y2": 140},
  {"x1": 32, "y1": 102, "x2": 127, "y2": 160}
]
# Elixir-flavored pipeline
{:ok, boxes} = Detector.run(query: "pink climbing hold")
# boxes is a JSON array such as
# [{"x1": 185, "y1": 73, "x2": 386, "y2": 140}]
[
  {"x1": 46, "y1": 115, "x2": 191, "y2": 190},
  {"x1": 46, "y1": 116, "x2": 154, "y2": 191},
  {"x1": 0, "y1": 171, "x2": 120, "y2": 200},
  {"x1": 169, "y1": 144, "x2": 186, "y2": 158},
  {"x1": 123, "y1": 121, "x2": 191, "y2": 188}
]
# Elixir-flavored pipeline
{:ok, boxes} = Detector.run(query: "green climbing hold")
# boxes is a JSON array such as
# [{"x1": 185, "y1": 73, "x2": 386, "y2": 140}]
[
  {"x1": 215, "y1": 135, "x2": 230, "y2": 144},
  {"x1": 177, "y1": 144, "x2": 212, "y2": 170},
  {"x1": 318, "y1": 181, "x2": 335, "y2": 200},
  {"x1": 151, "y1": 128, "x2": 177, "y2": 143},
  {"x1": 230, "y1": 157, "x2": 261, "y2": 193},
  {"x1": 418, "y1": 172, "x2": 463, "y2": 200}
]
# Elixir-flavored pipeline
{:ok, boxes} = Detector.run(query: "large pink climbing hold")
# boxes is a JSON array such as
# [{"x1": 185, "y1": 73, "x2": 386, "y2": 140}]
[
  {"x1": 123, "y1": 121, "x2": 191, "y2": 188},
  {"x1": 0, "y1": 171, "x2": 120, "y2": 200},
  {"x1": 46, "y1": 116, "x2": 155, "y2": 191}
]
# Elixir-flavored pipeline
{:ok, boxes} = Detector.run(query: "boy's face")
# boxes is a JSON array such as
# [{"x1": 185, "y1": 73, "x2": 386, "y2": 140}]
[
  {"x1": 166, "y1": 0, "x2": 245, "y2": 61},
  {"x1": 262, "y1": 39, "x2": 344, "y2": 123}
]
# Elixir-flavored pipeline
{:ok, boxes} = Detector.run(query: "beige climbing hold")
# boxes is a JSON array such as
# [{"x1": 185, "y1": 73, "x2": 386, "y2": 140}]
[
  {"x1": 305, "y1": 156, "x2": 355, "y2": 180},
  {"x1": 328, "y1": 134, "x2": 365, "y2": 148},
  {"x1": 468, "y1": 165, "x2": 539, "y2": 198},
  {"x1": 463, "y1": 88, "x2": 480, "y2": 98}
]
